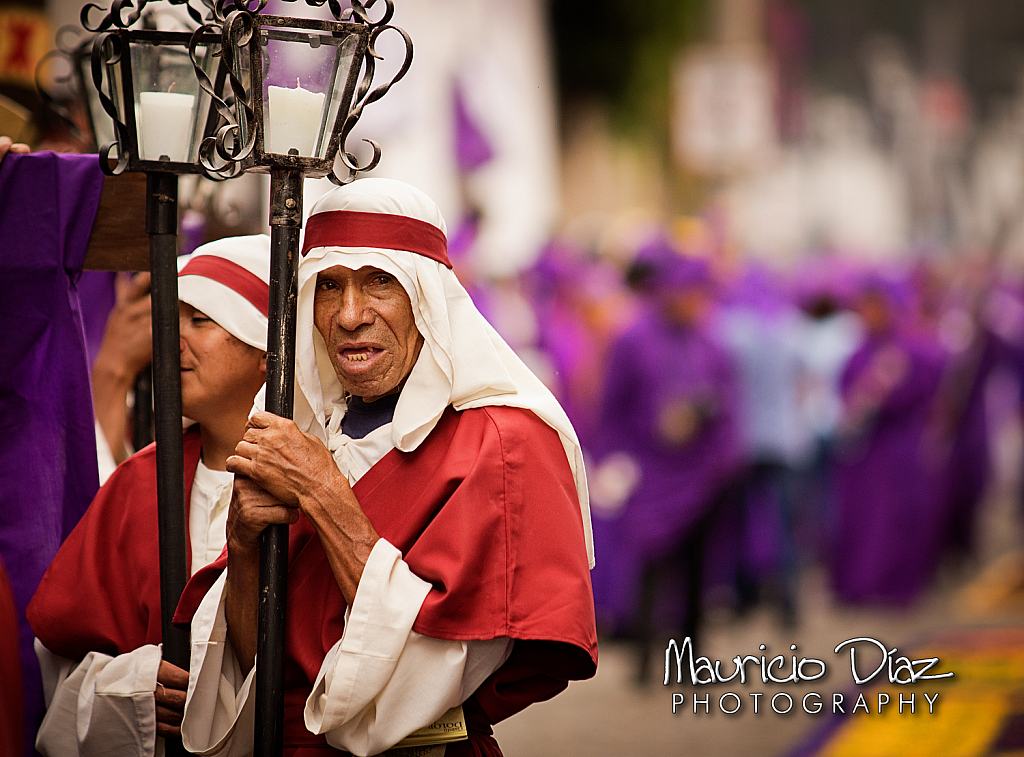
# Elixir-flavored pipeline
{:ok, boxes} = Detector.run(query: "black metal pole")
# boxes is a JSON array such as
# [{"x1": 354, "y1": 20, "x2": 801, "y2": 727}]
[
  {"x1": 132, "y1": 366, "x2": 154, "y2": 451},
  {"x1": 255, "y1": 167, "x2": 302, "y2": 757},
  {"x1": 146, "y1": 171, "x2": 189, "y2": 757}
]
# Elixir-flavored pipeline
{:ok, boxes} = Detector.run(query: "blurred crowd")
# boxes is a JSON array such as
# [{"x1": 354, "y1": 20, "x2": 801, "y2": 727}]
[{"x1": 457, "y1": 220, "x2": 1024, "y2": 641}]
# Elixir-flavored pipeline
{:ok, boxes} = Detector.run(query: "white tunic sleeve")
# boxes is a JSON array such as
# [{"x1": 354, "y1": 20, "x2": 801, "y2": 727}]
[
  {"x1": 34, "y1": 640, "x2": 162, "y2": 757},
  {"x1": 181, "y1": 539, "x2": 511, "y2": 757},
  {"x1": 304, "y1": 540, "x2": 512, "y2": 756}
]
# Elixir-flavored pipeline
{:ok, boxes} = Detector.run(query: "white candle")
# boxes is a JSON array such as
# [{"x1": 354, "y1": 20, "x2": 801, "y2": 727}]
[
  {"x1": 267, "y1": 84, "x2": 326, "y2": 156},
  {"x1": 137, "y1": 91, "x2": 196, "y2": 162}
]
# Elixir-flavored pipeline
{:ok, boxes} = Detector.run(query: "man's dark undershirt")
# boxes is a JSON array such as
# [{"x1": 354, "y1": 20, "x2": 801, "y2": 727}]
[{"x1": 341, "y1": 393, "x2": 400, "y2": 439}]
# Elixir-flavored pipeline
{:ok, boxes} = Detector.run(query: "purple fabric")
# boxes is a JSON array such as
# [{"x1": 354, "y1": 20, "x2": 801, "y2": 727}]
[
  {"x1": 739, "y1": 466, "x2": 788, "y2": 575},
  {"x1": 533, "y1": 299, "x2": 586, "y2": 404},
  {"x1": 180, "y1": 209, "x2": 207, "y2": 258},
  {"x1": 0, "y1": 152, "x2": 104, "y2": 756},
  {"x1": 526, "y1": 240, "x2": 581, "y2": 294},
  {"x1": 447, "y1": 213, "x2": 480, "y2": 265},
  {"x1": 657, "y1": 255, "x2": 712, "y2": 293},
  {"x1": 76, "y1": 271, "x2": 117, "y2": 367},
  {"x1": 628, "y1": 237, "x2": 710, "y2": 298},
  {"x1": 831, "y1": 332, "x2": 946, "y2": 605},
  {"x1": 632, "y1": 237, "x2": 679, "y2": 273},
  {"x1": 863, "y1": 272, "x2": 916, "y2": 310},
  {"x1": 590, "y1": 310, "x2": 741, "y2": 630},
  {"x1": 444, "y1": 215, "x2": 494, "y2": 317},
  {"x1": 526, "y1": 245, "x2": 623, "y2": 449},
  {"x1": 723, "y1": 262, "x2": 790, "y2": 316},
  {"x1": 937, "y1": 324, "x2": 1013, "y2": 554},
  {"x1": 789, "y1": 257, "x2": 861, "y2": 310},
  {"x1": 453, "y1": 85, "x2": 494, "y2": 171}
]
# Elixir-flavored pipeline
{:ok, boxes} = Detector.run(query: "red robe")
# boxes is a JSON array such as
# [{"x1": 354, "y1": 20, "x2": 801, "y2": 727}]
[
  {"x1": 0, "y1": 559, "x2": 23, "y2": 757},
  {"x1": 176, "y1": 406, "x2": 598, "y2": 756},
  {"x1": 27, "y1": 427, "x2": 203, "y2": 660}
]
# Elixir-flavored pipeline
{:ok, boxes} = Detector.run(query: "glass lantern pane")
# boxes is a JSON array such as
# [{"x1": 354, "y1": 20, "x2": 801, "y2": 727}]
[
  {"x1": 130, "y1": 40, "x2": 217, "y2": 164},
  {"x1": 87, "y1": 81, "x2": 117, "y2": 149},
  {"x1": 319, "y1": 34, "x2": 360, "y2": 159},
  {"x1": 260, "y1": 25, "x2": 361, "y2": 159}
]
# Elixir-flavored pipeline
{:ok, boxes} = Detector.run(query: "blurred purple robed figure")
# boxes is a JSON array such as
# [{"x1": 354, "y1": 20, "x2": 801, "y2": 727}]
[
  {"x1": 524, "y1": 245, "x2": 592, "y2": 434},
  {"x1": 933, "y1": 283, "x2": 1024, "y2": 558},
  {"x1": 590, "y1": 251, "x2": 741, "y2": 631},
  {"x1": 934, "y1": 324, "x2": 997, "y2": 555},
  {"x1": 831, "y1": 277, "x2": 947, "y2": 605},
  {"x1": 0, "y1": 152, "x2": 103, "y2": 756},
  {"x1": 525, "y1": 243, "x2": 631, "y2": 450}
]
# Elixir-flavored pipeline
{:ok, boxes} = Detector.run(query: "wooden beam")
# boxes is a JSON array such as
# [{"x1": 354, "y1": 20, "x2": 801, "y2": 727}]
[{"x1": 84, "y1": 172, "x2": 150, "y2": 271}]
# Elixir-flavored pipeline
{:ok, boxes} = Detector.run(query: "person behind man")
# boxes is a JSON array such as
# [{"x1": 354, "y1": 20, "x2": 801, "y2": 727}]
[
  {"x1": 90, "y1": 271, "x2": 152, "y2": 474},
  {"x1": 26, "y1": 235, "x2": 272, "y2": 756},
  {"x1": 177, "y1": 178, "x2": 598, "y2": 757}
]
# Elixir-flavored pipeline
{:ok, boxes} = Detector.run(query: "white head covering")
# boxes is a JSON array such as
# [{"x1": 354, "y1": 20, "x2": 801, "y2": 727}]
[
  {"x1": 293, "y1": 178, "x2": 594, "y2": 567},
  {"x1": 177, "y1": 235, "x2": 272, "y2": 351}
]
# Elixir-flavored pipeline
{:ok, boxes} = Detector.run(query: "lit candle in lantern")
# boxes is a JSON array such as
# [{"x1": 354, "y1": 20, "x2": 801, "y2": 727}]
[
  {"x1": 137, "y1": 91, "x2": 196, "y2": 162},
  {"x1": 267, "y1": 81, "x2": 326, "y2": 156}
]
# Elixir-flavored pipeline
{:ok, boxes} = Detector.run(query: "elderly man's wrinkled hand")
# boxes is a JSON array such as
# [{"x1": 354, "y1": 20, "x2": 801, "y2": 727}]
[
  {"x1": 227, "y1": 411, "x2": 344, "y2": 508},
  {"x1": 226, "y1": 474, "x2": 299, "y2": 554}
]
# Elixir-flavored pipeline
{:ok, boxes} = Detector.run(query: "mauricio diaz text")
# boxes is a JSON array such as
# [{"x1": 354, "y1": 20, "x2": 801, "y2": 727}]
[{"x1": 664, "y1": 636, "x2": 953, "y2": 716}]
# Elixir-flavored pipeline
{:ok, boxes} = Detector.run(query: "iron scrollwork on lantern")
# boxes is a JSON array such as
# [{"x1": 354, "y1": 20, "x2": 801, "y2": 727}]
[
  {"x1": 191, "y1": 0, "x2": 412, "y2": 183},
  {"x1": 81, "y1": 0, "x2": 235, "y2": 177},
  {"x1": 88, "y1": 25, "x2": 227, "y2": 176}
]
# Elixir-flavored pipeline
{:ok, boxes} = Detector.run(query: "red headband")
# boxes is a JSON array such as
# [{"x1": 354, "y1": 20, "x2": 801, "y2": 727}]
[
  {"x1": 301, "y1": 210, "x2": 451, "y2": 269},
  {"x1": 178, "y1": 256, "x2": 270, "y2": 317}
]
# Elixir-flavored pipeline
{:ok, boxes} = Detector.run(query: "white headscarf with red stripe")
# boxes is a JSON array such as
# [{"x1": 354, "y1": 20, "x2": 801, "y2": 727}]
[
  {"x1": 177, "y1": 234, "x2": 272, "y2": 351},
  {"x1": 286, "y1": 177, "x2": 593, "y2": 567}
]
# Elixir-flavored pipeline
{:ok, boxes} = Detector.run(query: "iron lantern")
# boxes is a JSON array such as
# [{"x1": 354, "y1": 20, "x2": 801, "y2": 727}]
[
  {"x1": 90, "y1": 26, "x2": 226, "y2": 175},
  {"x1": 193, "y1": 0, "x2": 411, "y2": 184}
]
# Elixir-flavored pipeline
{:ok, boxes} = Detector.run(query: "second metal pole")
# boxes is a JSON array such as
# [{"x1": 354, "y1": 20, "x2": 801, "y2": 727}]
[
  {"x1": 255, "y1": 167, "x2": 303, "y2": 757},
  {"x1": 146, "y1": 171, "x2": 189, "y2": 757},
  {"x1": 132, "y1": 366, "x2": 154, "y2": 451}
]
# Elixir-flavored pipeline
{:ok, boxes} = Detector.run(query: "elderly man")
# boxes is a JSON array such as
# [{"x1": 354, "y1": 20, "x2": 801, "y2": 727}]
[
  {"x1": 27, "y1": 236, "x2": 272, "y2": 756},
  {"x1": 178, "y1": 178, "x2": 597, "y2": 757}
]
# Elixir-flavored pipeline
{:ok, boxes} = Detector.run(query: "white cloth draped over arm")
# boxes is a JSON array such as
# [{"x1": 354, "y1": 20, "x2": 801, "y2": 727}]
[
  {"x1": 33, "y1": 459, "x2": 232, "y2": 757},
  {"x1": 181, "y1": 539, "x2": 511, "y2": 757},
  {"x1": 34, "y1": 640, "x2": 162, "y2": 757},
  {"x1": 179, "y1": 571, "x2": 257, "y2": 757}
]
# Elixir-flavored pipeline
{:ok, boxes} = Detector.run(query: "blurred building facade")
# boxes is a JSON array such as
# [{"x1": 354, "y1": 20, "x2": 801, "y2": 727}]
[{"x1": 552, "y1": 0, "x2": 1024, "y2": 270}]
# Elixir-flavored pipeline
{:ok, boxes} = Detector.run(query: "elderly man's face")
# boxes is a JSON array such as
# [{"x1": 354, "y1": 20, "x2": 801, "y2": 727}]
[{"x1": 313, "y1": 266, "x2": 423, "y2": 402}]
